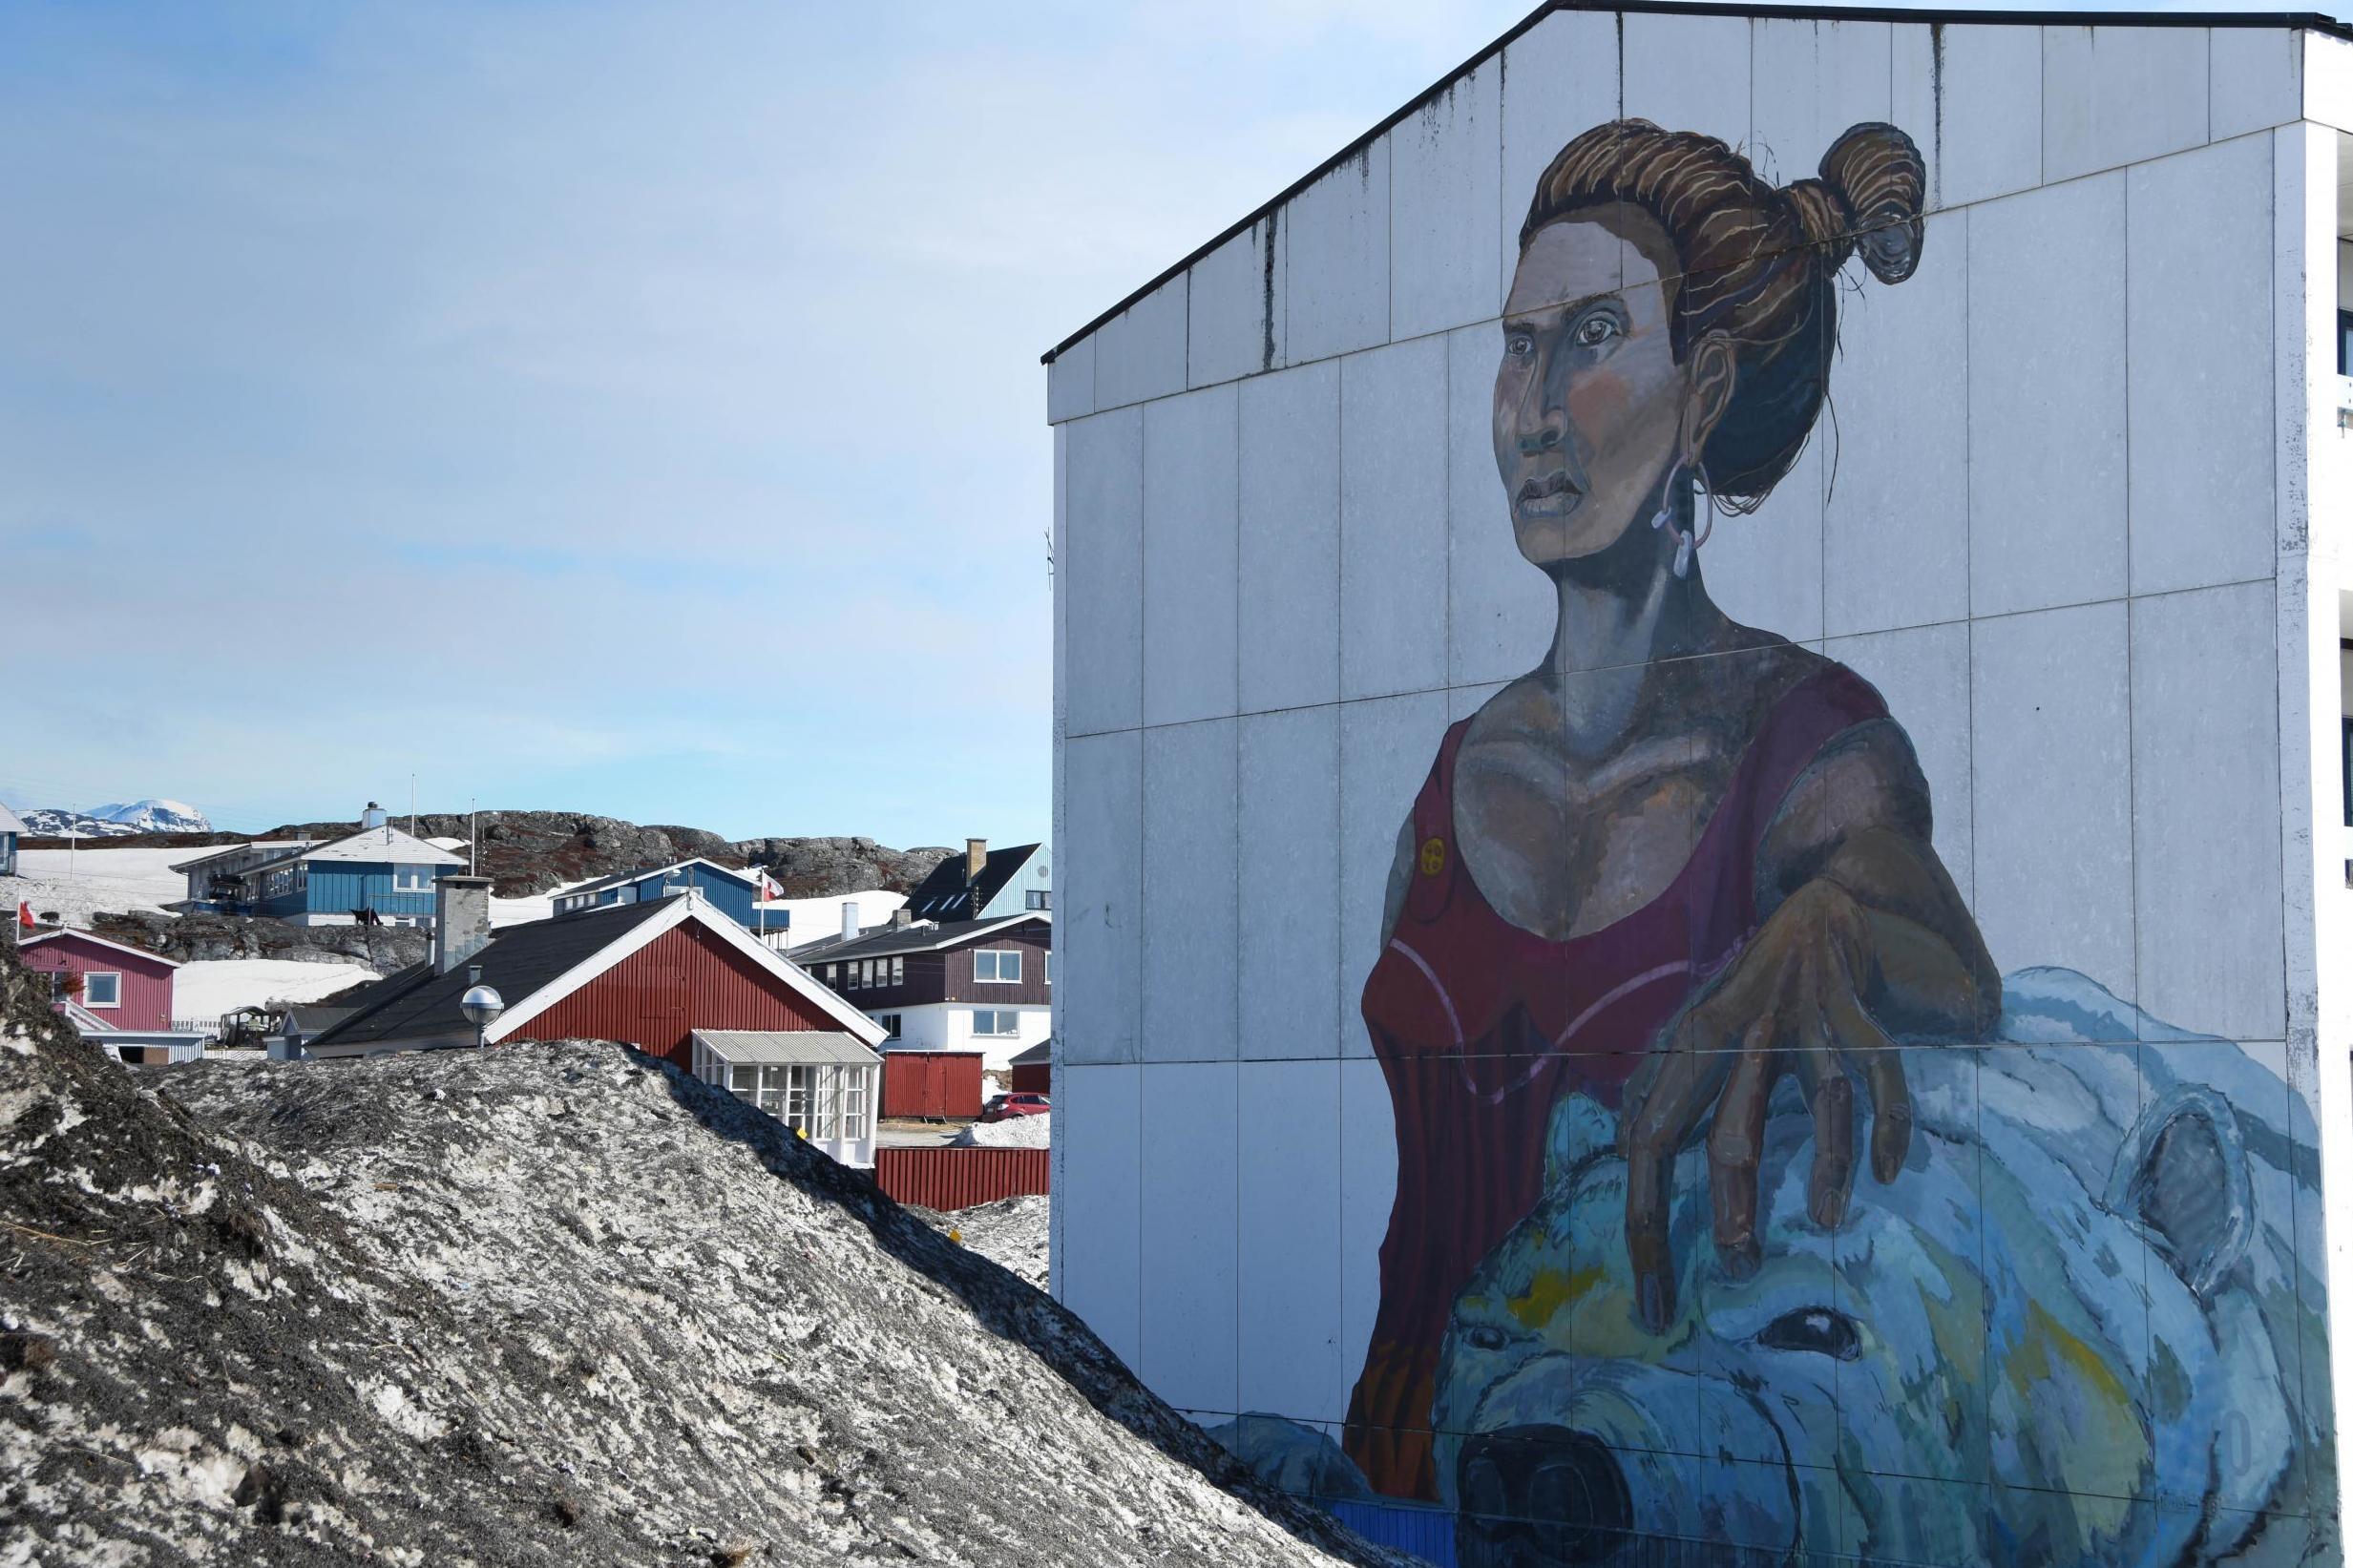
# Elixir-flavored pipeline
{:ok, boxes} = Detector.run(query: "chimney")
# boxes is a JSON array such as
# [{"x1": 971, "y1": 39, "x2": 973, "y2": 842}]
[
  {"x1": 360, "y1": 801, "x2": 388, "y2": 831},
  {"x1": 840, "y1": 901, "x2": 860, "y2": 941},
  {"x1": 891, "y1": 908, "x2": 913, "y2": 929},
  {"x1": 966, "y1": 837, "x2": 987, "y2": 885},
  {"x1": 433, "y1": 876, "x2": 494, "y2": 975}
]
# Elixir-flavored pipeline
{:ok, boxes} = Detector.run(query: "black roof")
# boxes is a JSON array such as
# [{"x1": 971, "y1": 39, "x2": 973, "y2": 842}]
[
  {"x1": 1042, "y1": 0, "x2": 2353, "y2": 364},
  {"x1": 795, "y1": 914, "x2": 1048, "y2": 966},
  {"x1": 306, "y1": 898, "x2": 676, "y2": 1050},
  {"x1": 902, "y1": 842, "x2": 1043, "y2": 923},
  {"x1": 1008, "y1": 1039, "x2": 1052, "y2": 1068}
]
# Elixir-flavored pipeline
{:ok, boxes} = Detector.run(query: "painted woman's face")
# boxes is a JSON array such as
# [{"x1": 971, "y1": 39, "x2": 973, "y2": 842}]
[{"x1": 1493, "y1": 203, "x2": 1690, "y2": 570}]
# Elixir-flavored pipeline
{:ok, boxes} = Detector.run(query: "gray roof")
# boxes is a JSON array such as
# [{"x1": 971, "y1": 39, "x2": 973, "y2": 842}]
[
  {"x1": 0, "y1": 802, "x2": 23, "y2": 837},
  {"x1": 692, "y1": 1030, "x2": 880, "y2": 1067},
  {"x1": 564, "y1": 857, "x2": 755, "y2": 899},
  {"x1": 794, "y1": 913, "x2": 1048, "y2": 966},
  {"x1": 1008, "y1": 1039, "x2": 1052, "y2": 1068}
]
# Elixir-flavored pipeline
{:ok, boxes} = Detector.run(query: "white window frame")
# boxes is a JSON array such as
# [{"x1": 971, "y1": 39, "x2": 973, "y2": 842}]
[
  {"x1": 891, "y1": 955, "x2": 904, "y2": 986},
  {"x1": 971, "y1": 1007, "x2": 1019, "y2": 1037},
  {"x1": 392, "y1": 866, "x2": 429, "y2": 891},
  {"x1": 974, "y1": 949, "x2": 1022, "y2": 984},
  {"x1": 83, "y1": 972, "x2": 122, "y2": 1009}
]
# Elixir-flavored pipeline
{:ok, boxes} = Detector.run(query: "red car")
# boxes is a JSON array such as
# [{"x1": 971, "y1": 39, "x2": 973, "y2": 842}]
[{"x1": 979, "y1": 1092, "x2": 1051, "y2": 1123}]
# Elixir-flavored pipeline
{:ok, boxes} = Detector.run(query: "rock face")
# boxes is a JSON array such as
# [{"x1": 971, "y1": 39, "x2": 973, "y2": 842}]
[
  {"x1": 88, "y1": 910, "x2": 430, "y2": 972},
  {"x1": 731, "y1": 836, "x2": 956, "y2": 900},
  {"x1": 0, "y1": 938, "x2": 1403, "y2": 1568}
]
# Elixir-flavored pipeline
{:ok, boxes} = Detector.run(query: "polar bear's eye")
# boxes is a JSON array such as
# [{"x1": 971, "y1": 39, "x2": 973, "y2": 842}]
[
  {"x1": 1755, "y1": 1308, "x2": 1860, "y2": 1361},
  {"x1": 1465, "y1": 1325, "x2": 1511, "y2": 1352}
]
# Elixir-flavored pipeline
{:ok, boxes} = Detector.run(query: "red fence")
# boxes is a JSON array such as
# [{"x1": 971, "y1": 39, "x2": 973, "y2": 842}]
[{"x1": 874, "y1": 1146, "x2": 1049, "y2": 1210}]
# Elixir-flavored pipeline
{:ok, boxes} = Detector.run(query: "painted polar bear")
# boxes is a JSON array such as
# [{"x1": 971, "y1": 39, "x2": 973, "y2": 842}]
[{"x1": 1219, "y1": 970, "x2": 2337, "y2": 1567}]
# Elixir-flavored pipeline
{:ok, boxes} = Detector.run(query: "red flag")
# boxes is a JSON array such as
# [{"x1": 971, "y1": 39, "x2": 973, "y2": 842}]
[{"x1": 16, "y1": 901, "x2": 32, "y2": 930}]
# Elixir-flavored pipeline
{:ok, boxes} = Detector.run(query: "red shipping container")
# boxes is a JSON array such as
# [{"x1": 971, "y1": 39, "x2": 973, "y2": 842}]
[
  {"x1": 874, "y1": 1147, "x2": 1049, "y2": 1210},
  {"x1": 880, "y1": 1049, "x2": 985, "y2": 1120}
]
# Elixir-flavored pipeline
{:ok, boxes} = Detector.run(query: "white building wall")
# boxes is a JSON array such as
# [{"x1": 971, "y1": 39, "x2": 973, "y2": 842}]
[
  {"x1": 881, "y1": 1000, "x2": 1050, "y2": 1071},
  {"x1": 1053, "y1": 10, "x2": 2345, "y2": 1559}
]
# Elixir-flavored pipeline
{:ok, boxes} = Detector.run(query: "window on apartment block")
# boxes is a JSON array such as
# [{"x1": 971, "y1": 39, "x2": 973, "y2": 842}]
[
  {"x1": 891, "y1": 956, "x2": 904, "y2": 986},
  {"x1": 974, "y1": 949, "x2": 1021, "y2": 983},
  {"x1": 83, "y1": 972, "x2": 121, "y2": 1009},
  {"x1": 972, "y1": 1008, "x2": 1019, "y2": 1037}
]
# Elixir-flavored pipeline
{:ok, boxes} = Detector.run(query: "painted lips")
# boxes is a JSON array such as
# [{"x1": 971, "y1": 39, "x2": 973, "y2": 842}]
[{"x1": 1516, "y1": 469, "x2": 1582, "y2": 519}]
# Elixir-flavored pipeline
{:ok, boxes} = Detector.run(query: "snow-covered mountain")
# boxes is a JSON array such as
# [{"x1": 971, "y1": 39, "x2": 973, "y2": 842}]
[
  {"x1": 85, "y1": 799, "x2": 211, "y2": 833},
  {"x1": 18, "y1": 799, "x2": 213, "y2": 837}
]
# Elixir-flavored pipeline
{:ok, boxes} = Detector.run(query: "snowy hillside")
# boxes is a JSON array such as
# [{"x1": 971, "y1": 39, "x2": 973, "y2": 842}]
[
  {"x1": 10, "y1": 847, "x2": 190, "y2": 923},
  {"x1": 18, "y1": 799, "x2": 212, "y2": 837},
  {"x1": 173, "y1": 959, "x2": 379, "y2": 1021}
]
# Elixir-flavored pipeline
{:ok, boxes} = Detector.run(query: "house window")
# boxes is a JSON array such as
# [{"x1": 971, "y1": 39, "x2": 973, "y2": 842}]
[
  {"x1": 828, "y1": 964, "x2": 839, "y2": 984},
  {"x1": 1045, "y1": 951, "x2": 1052, "y2": 987},
  {"x1": 728, "y1": 1064, "x2": 759, "y2": 1100},
  {"x1": 873, "y1": 1013, "x2": 902, "y2": 1038},
  {"x1": 2340, "y1": 308, "x2": 2352, "y2": 376},
  {"x1": 393, "y1": 867, "x2": 428, "y2": 890},
  {"x1": 972, "y1": 1008, "x2": 1019, "y2": 1037},
  {"x1": 974, "y1": 949, "x2": 1021, "y2": 984},
  {"x1": 843, "y1": 1072, "x2": 868, "y2": 1141},
  {"x1": 1025, "y1": 889, "x2": 1051, "y2": 910},
  {"x1": 891, "y1": 956, "x2": 904, "y2": 986},
  {"x1": 84, "y1": 972, "x2": 122, "y2": 1009},
  {"x1": 786, "y1": 1065, "x2": 814, "y2": 1130}
]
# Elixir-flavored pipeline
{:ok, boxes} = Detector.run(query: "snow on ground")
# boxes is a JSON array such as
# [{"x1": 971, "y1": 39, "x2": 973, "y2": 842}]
[
  {"x1": 489, "y1": 874, "x2": 597, "y2": 928},
  {"x1": 941, "y1": 1195, "x2": 1049, "y2": 1290},
  {"x1": 770, "y1": 888, "x2": 907, "y2": 948},
  {"x1": 173, "y1": 959, "x2": 379, "y2": 1022},
  {"x1": 9, "y1": 847, "x2": 191, "y2": 923},
  {"x1": 953, "y1": 1113, "x2": 1050, "y2": 1149}
]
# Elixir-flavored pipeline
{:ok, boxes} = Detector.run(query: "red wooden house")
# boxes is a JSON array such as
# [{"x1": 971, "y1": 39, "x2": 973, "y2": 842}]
[
  {"x1": 305, "y1": 878, "x2": 886, "y2": 1067},
  {"x1": 18, "y1": 929, "x2": 207, "y2": 1063}
]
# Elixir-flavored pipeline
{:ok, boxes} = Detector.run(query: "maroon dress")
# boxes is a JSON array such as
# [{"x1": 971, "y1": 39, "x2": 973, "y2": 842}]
[{"x1": 1341, "y1": 665, "x2": 1887, "y2": 1500}]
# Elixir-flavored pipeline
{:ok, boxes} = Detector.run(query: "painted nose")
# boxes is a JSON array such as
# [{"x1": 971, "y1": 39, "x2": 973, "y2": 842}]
[
  {"x1": 1456, "y1": 1426, "x2": 1633, "y2": 1568},
  {"x1": 1517, "y1": 422, "x2": 1564, "y2": 454}
]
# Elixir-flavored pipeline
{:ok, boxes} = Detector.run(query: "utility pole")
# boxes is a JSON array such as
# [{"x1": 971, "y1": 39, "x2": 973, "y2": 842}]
[{"x1": 469, "y1": 798, "x2": 477, "y2": 875}]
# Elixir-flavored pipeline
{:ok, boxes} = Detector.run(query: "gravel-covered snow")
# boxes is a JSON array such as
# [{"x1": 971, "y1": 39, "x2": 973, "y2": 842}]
[
  {"x1": 0, "y1": 937, "x2": 1410, "y2": 1568},
  {"x1": 938, "y1": 1196, "x2": 1049, "y2": 1289},
  {"x1": 9, "y1": 847, "x2": 191, "y2": 923},
  {"x1": 172, "y1": 959, "x2": 380, "y2": 1020}
]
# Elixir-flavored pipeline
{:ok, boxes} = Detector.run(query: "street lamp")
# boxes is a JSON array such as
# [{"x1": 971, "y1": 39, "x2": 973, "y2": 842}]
[{"x1": 459, "y1": 966, "x2": 504, "y2": 1050}]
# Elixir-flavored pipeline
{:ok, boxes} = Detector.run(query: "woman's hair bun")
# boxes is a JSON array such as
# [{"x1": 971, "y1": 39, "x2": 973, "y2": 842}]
[{"x1": 1786, "y1": 121, "x2": 1925, "y2": 284}]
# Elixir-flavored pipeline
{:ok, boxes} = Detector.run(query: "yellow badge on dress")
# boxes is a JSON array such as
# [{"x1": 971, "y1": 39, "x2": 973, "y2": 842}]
[{"x1": 1418, "y1": 836, "x2": 1447, "y2": 877}]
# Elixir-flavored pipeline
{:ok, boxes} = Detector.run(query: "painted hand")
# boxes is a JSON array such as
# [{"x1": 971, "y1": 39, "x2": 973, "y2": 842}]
[{"x1": 1616, "y1": 880, "x2": 1911, "y2": 1334}]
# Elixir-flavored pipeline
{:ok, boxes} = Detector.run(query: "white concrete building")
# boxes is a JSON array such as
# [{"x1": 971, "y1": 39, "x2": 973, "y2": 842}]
[{"x1": 1049, "y1": 7, "x2": 2353, "y2": 1562}]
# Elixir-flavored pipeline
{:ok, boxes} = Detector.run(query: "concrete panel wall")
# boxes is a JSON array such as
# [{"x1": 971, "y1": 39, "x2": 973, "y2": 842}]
[{"x1": 1049, "y1": 12, "x2": 2342, "y2": 1564}]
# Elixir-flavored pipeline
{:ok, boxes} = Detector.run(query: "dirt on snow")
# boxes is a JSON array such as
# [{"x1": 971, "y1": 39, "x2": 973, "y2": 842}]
[{"x1": 0, "y1": 940, "x2": 1403, "y2": 1567}]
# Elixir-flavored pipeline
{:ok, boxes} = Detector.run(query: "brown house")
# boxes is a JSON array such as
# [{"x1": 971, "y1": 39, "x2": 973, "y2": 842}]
[{"x1": 794, "y1": 911, "x2": 1051, "y2": 1068}]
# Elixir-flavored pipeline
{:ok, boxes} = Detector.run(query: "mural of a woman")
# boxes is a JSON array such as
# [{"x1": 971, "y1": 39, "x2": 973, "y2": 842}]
[{"x1": 1339, "y1": 119, "x2": 2001, "y2": 1501}]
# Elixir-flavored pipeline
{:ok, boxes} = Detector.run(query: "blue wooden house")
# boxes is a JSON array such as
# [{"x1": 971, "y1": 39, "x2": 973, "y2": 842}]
[
  {"x1": 0, "y1": 801, "x2": 21, "y2": 877},
  {"x1": 175, "y1": 822, "x2": 465, "y2": 927},
  {"x1": 552, "y1": 857, "x2": 766, "y2": 930}
]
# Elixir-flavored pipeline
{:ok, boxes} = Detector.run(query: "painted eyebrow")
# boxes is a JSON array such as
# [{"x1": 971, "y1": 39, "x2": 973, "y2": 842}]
[{"x1": 1502, "y1": 289, "x2": 1624, "y2": 329}]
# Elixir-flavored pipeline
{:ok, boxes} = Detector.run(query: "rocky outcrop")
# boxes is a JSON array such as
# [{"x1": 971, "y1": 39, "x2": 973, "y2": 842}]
[
  {"x1": 30, "y1": 810, "x2": 960, "y2": 902},
  {"x1": 0, "y1": 934, "x2": 1404, "y2": 1568},
  {"x1": 729, "y1": 836, "x2": 956, "y2": 899},
  {"x1": 89, "y1": 911, "x2": 429, "y2": 972}
]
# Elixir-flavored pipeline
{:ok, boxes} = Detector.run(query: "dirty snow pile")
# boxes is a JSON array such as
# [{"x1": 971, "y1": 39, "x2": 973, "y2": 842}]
[
  {"x1": 0, "y1": 944, "x2": 1407, "y2": 1568},
  {"x1": 952, "y1": 1114, "x2": 1051, "y2": 1149},
  {"x1": 940, "y1": 1197, "x2": 1050, "y2": 1290}
]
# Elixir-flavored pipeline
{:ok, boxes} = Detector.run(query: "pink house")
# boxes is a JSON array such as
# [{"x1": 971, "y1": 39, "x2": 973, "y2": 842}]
[{"x1": 18, "y1": 929, "x2": 206, "y2": 1064}]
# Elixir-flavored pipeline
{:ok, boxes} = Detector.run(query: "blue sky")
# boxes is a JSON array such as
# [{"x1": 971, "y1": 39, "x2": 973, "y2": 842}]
[{"x1": 0, "y1": 0, "x2": 2309, "y2": 841}]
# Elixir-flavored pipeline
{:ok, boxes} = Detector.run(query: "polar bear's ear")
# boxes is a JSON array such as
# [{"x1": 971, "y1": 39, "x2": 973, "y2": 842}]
[
  {"x1": 2102, "y1": 1086, "x2": 2254, "y2": 1302},
  {"x1": 1545, "y1": 1094, "x2": 1618, "y2": 1190}
]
